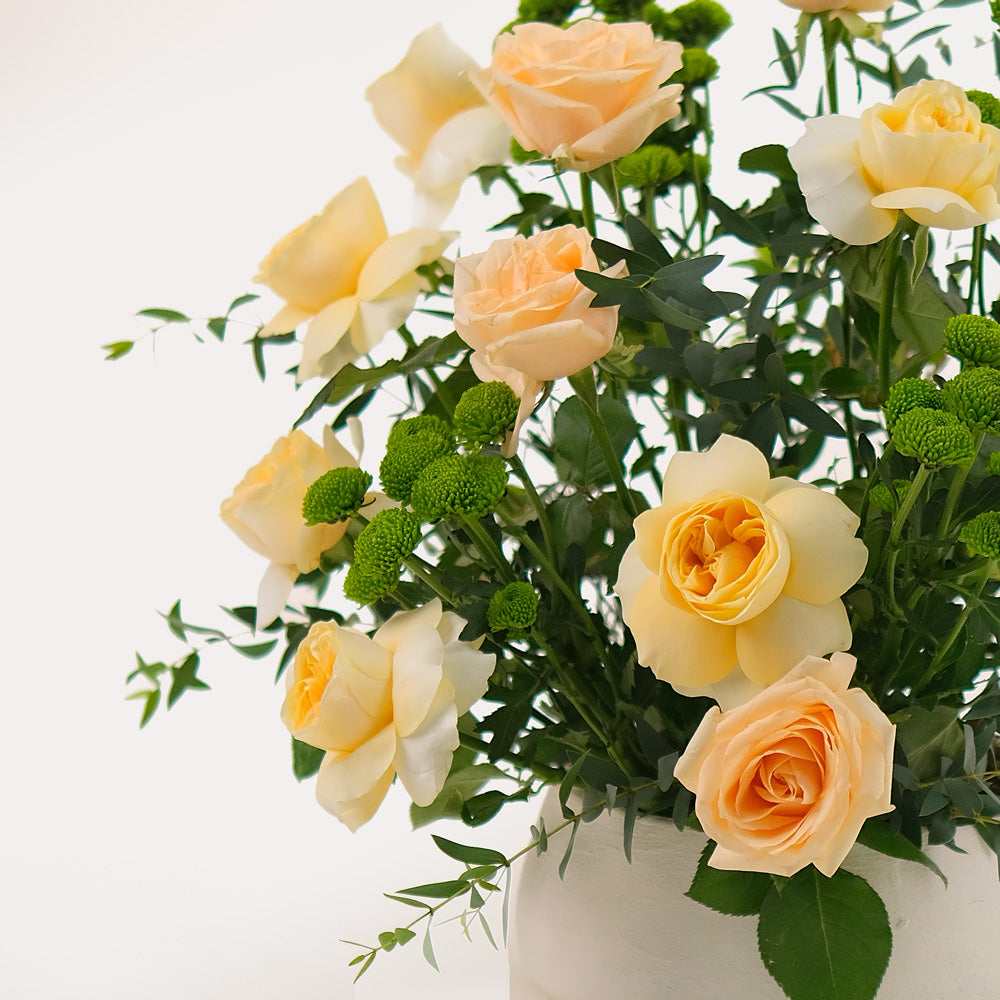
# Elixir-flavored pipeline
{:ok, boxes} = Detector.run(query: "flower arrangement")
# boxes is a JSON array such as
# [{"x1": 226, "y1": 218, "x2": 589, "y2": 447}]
[{"x1": 116, "y1": 1, "x2": 1000, "y2": 998}]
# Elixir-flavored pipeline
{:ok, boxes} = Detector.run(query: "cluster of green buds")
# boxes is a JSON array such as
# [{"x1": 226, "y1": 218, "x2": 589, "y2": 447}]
[
  {"x1": 343, "y1": 383, "x2": 518, "y2": 606},
  {"x1": 301, "y1": 468, "x2": 372, "y2": 525},
  {"x1": 487, "y1": 581, "x2": 540, "y2": 634},
  {"x1": 959, "y1": 510, "x2": 1000, "y2": 561},
  {"x1": 968, "y1": 91, "x2": 1000, "y2": 131},
  {"x1": 942, "y1": 366, "x2": 1000, "y2": 435},
  {"x1": 891, "y1": 407, "x2": 975, "y2": 468},
  {"x1": 943, "y1": 314, "x2": 1000, "y2": 369}
]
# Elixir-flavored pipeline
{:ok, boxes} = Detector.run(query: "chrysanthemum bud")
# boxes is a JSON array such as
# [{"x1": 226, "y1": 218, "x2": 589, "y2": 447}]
[
  {"x1": 883, "y1": 377, "x2": 943, "y2": 434},
  {"x1": 943, "y1": 314, "x2": 1000, "y2": 368},
  {"x1": 958, "y1": 510, "x2": 1000, "y2": 559},
  {"x1": 454, "y1": 382, "x2": 520, "y2": 448},
  {"x1": 943, "y1": 366, "x2": 1000, "y2": 434},
  {"x1": 410, "y1": 454, "x2": 509, "y2": 520},
  {"x1": 301, "y1": 468, "x2": 372, "y2": 525},
  {"x1": 891, "y1": 407, "x2": 976, "y2": 468},
  {"x1": 487, "y1": 582, "x2": 540, "y2": 632}
]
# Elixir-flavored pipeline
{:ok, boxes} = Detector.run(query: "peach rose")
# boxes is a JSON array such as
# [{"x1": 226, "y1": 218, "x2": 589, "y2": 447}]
[
  {"x1": 789, "y1": 79, "x2": 1000, "y2": 245},
  {"x1": 254, "y1": 177, "x2": 456, "y2": 380},
  {"x1": 468, "y1": 19, "x2": 683, "y2": 173},
  {"x1": 280, "y1": 600, "x2": 495, "y2": 831},
  {"x1": 614, "y1": 435, "x2": 868, "y2": 701},
  {"x1": 779, "y1": 0, "x2": 892, "y2": 10},
  {"x1": 453, "y1": 224, "x2": 624, "y2": 454},
  {"x1": 220, "y1": 427, "x2": 356, "y2": 626},
  {"x1": 366, "y1": 24, "x2": 511, "y2": 222},
  {"x1": 674, "y1": 653, "x2": 895, "y2": 877}
]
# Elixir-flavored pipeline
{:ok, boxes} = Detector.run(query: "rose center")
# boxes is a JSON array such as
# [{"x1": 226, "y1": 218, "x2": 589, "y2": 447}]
[{"x1": 661, "y1": 493, "x2": 789, "y2": 624}]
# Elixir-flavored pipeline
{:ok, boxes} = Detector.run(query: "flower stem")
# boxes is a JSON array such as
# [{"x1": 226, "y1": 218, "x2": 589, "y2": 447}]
[
  {"x1": 580, "y1": 172, "x2": 597, "y2": 237},
  {"x1": 877, "y1": 228, "x2": 905, "y2": 402},
  {"x1": 968, "y1": 225, "x2": 986, "y2": 314},
  {"x1": 820, "y1": 15, "x2": 840, "y2": 114},
  {"x1": 937, "y1": 431, "x2": 985, "y2": 542},
  {"x1": 507, "y1": 453, "x2": 558, "y2": 566}
]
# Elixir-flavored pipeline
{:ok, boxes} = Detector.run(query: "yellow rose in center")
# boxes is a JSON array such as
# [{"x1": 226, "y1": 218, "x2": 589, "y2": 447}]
[{"x1": 614, "y1": 435, "x2": 868, "y2": 701}]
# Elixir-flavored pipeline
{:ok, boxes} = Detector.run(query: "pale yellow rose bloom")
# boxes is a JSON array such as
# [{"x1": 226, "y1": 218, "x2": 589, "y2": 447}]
[
  {"x1": 453, "y1": 224, "x2": 624, "y2": 454},
  {"x1": 468, "y1": 19, "x2": 683, "y2": 173},
  {"x1": 280, "y1": 601, "x2": 495, "y2": 831},
  {"x1": 220, "y1": 427, "x2": 357, "y2": 626},
  {"x1": 779, "y1": 0, "x2": 892, "y2": 11},
  {"x1": 365, "y1": 24, "x2": 511, "y2": 222},
  {"x1": 254, "y1": 177, "x2": 456, "y2": 380},
  {"x1": 614, "y1": 435, "x2": 868, "y2": 697},
  {"x1": 789, "y1": 79, "x2": 1000, "y2": 245},
  {"x1": 674, "y1": 652, "x2": 895, "y2": 877}
]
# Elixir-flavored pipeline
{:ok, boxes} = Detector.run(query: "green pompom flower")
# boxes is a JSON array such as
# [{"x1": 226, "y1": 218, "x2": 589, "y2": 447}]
[
  {"x1": 891, "y1": 407, "x2": 976, "y2": 468},
  {"x1": 410, "y1": 454, "x2": 509, "y2": 520},
  {"x1": 301, "y1": 468, "x2": 372, "y2": 525},
  {"x1": 883, "y1": 377, "x2": 943, "y2": 434},
  {"x1": 615, "y1": 145, "x2": 685, "y2": 190},
  {"x1": 344, "y1": 509, "x2": 422, "y2": 605},
  {"x1": 989, "y1": 451, "x2": 1000, "y2": 477},
  {"x1": 958, "y1": 510, "x2": 1000, "y2": 559},
  {"x1": 343, "y1": 563, "x2": 394, "y2": 605},
  {"x1": 487, "y1": 582, "x2": 540, "y2": 632},
  {"x1": 672, "y1": 47, "x2": 719, "y2": 85},
  {"x1": 943, "y1": 366, "x2": 1000, "y2": 433},
  {"x1": 968, "y1": 90, "x2": 1000, "y2": 130},
  {"x1": 659, "y1": 0, "x2": 732, "y2": 48},
  {"x1": 454, "y1": 382, "x2": 520, "y2": 448},
  {"x1": 943, "y1": 314, "x2": 1000, "y2": 368},
  {"x1": 380, "y1": 418, "x2": 457, "y2": 505},
  {"x1": 515, "y1": 0, "x2": 578, "y2": 23}
]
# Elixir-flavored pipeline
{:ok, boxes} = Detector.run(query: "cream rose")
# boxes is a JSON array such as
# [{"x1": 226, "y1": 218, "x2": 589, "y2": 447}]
[
  {"x1": 254, "y1": 177, "x2": 456, "y2": 380},
  {"x1": 779, "y1": 0, "x2": 893, "y2": 11},
  {"x1": 789, "y1": 79, "x2": 1000, "y2": 245},
  {"x1": 280, "y1": 600, "x2": 495, "y2": 831},
  {"x1": 366, "y1": 24, "x2": 511, "y2": 222},
  {"x1": 453, "y1": 224, "x2": 624, "y2": 454},
  {"x1": 614, "y1": 435, "x2": 868, "y2": 700},
  {"x1": 467, "y1": 19, "x2": 683, "y2": 173},
  {"x1": 220, "y1": 427, "x2": 356, "y2": 627},
  {"x1": 674, "y1": 652, "x2": 895, "y2": 877}
]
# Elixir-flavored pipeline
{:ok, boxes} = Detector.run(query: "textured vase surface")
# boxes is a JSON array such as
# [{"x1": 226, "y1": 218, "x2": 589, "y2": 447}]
[{"x1": 508, "y1": 789, "x2": 1000, "y2": 1000}]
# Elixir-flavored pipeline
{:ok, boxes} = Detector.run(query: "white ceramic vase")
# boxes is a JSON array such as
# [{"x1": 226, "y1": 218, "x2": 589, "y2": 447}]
[{"x1": 508, "y1": 789, "x2": 1000, "y2": 1000}]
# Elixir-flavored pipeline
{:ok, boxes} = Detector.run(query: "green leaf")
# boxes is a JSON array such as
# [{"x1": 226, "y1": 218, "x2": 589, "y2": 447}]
[
  {"x1": 855, "y1": 819, "x2": 946, "y2": 884},
  {"x1": 422, "y1": 924, "x2": 439, "y2": 971},
  {"x1": 622, "y1": 794, "x2": 639, "y2": 864},
  {"x1": 738, "y1": 144, "x2": 797, "y2": 182},
  {"x1": 394, "y1": 927, "x2": 416, "y2": 946},
  {"x1": 351, "y1": 952, "x2": 375, "y2": 982},
  {"x1": 820, "y1": 367, "x2": 869, "y2": 399},
  {"x1": 227, "y1": 293, "x2": 259, "y2": 312},
  {"x1": 206, "y1": 316, "x2": 227, "y2": 340},
  {"x1": 291, "y1": 737, "x2": 325, "y2": 781},
  {"x1": 896, "y1": 705, "x2": 965, "y2": 779},
  {"x1": 431, "y1": 835, "x2": 508, "y2": 867},
  {"x1": 229, "y1": 639, "x2": 279, "y2": 659},
  {"x1": 686, "y1": 842, "x2": 771, "y2": 916},
  {"x1": 126, "y1": 688, "x2": 161, "y2": 727},
  {"x1": 758, "y1": 868, "x2": 891, "y2": 1000},
  {"x1": 397, "y1": 879, "x2": 471, "y2": 899},
  {"x1": 136, "y1": 307, "x2": 189, "y2": 323},
  {"x1": 558, "y1": 818, "x2": 580, "y2": 880},
  {"x1": 410, "y1": 762, "x2": 505, "y2": 828},
  {"x1": 166, "y1": 652, "x2": 209, "y2": 708},
  {"x1": 551, "y1": 394, "x2": 638, "y2": 489},
  {"x1": 102, "y1": 340, "x2": 134, "y2": 360}
]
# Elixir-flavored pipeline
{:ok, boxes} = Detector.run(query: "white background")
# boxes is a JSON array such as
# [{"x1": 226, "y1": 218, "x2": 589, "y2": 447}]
[{"x1": 2, "y1": 2, "x2": 994, "y2": 998}]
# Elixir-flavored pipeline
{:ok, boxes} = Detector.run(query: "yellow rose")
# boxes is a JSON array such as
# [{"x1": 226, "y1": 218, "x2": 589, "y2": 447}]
[
  {"x1": 365, "y1": 24, "x2": 511, "y2": 222},
  {"x1": 220, "y1": 427, "x2": 356, "y2": 626},
  {"x1": 779, "y1": 0, "x2": 892, "y2": 10},
  {"x1": 614, "y1": 435, "x2": 868, "y2": 699},
  {"x1": 674, "y1": 652, "x2": 895, "y2": 877},
  {"x1": 254, "y1": 177, "x2": 456, "y2": 380},
  {"x1": 280, "y1": 600, "x2": 495, "y2": 831},
  {"x1": 453, "y1": 224, "x2": 624, "y2": 454},
  {"x1": 789, "y1": 79, "x2": 1000, "y2": 245},
  {"x1": 467, "y1": 19, "x2": 683, "y2": 173}
]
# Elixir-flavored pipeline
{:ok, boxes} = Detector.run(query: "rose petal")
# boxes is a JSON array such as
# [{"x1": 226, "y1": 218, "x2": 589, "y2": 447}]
[
  {"x1": 316, "y1": 747, "x2": 395, "y2": 833},
  {"x1": 256, "y1": 561, "x2": 297, "y2": 629},
  {"x1": 660, "y1": 434, "x2": 772, "y2": 510},
  {"x1": 394, "y1": 701, "x2": 460, "y2": 807}
]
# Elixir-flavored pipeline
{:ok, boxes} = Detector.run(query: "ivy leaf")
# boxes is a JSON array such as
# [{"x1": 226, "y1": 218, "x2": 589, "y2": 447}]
[
  {"x1": 166, "y1": 652, "x2": 209, "y2": 708},
  {"x1": 685, "y1": 841, "x2": 771, "y2": 916},
  {"x1": 758, "y1": 867, "x2": 891, "y2": 1000}
]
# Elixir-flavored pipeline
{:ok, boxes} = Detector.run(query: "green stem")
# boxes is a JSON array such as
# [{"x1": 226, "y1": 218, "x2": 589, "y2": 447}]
[
  {"x1": 968, "y1": 225, "x2": 986, "y2": 314},
  {"x1": 937, "y1": 431, "x2": 985, "y2": 542},
  {"x1": 457, "y1": 514, "x2": 516, "y2": 585},
  {"x1": 883, "y1": 463, "x2": 932, "y2": 616},
  {"x1": 568, "y1": 369, "x2": 640, "y2": 520},
  {"x1": 580, "y1": 172, "x2": 597, "y2": 237},
  {"x1": 507, "y1": 453, "x2": 558, "y2": 567},
  {"x1": 877, "y1": 228, "x2": 906, "y2": 402},
  {"x1": 820, "y1": 15, "x2": 839, "y2": 114}
]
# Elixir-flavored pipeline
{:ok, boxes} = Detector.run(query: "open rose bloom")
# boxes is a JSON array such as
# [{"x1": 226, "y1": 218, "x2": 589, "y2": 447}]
[
  {"x1": 280, "y1": 601, "x2": 495, "y2": 831},
  {"x1": 789, "y1": 79, "x2": 1000, "y2": 245},
  {"x1": 454, "y1": 224, "x2": 624, "y2": 453},
  {"x1": 675, "y1": 653, "x2": 896, "y2": 877},
  {"x1": 254, "y1": 177, "x2": 455, "y2": 380},
  {"x1": 615, "y1": 435, "x2": 868, "y2": 703},
  {"x1": 220, "y1": 427, "x2": 358, "y2": 627},
  {"x1": 365, "y1": 24, "x2": 510, "y2": 222},
  {"x1": 468, "y1": 19, "x2": 683, "y2": 172}
]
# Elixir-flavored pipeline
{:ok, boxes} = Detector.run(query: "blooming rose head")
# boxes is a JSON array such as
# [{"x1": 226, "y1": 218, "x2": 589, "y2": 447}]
[
  {"x1": 220, "y1": 427, "x2": 356, "y2": 626},
  {"x1": 779, "y1": 0, "x2": 892, "y2": 10},
  {"x1": 674, "y1": 652, "x2": 895, "y2": 877},
  {"x1": 365, "y1": 24, "x2": 511, "y2": 222},
  {"x1": 467, "y1": 19, "x2": 683, "y2": 173},
  {"x1": 789, "y1": 79, "x2": 1000, "y2": 245},
  {"x1": 614, "y1": 435, "x2": 868, "y2": 701},
  {"x1": 453, "y1": 224, "x2": 624, "y2": 454},
  {"x1": 254, "y1": 177, "x2": 456, "y2": 380},
  {"x1": 280, "y1": 600, "x2": 495, "y2": 831}
]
